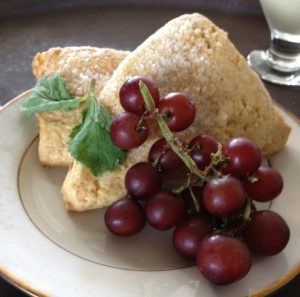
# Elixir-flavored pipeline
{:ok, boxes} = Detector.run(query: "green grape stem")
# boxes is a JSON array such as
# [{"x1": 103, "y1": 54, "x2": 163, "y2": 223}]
[
  {"x1": 139, "y1": 81, "x2": 209, "y2": 182},
  {"x1": 213, "y1": 196, "x2": 253, "y2": 236},
  {"x1": 188, "y1": 174, "x2": 200, "y2": 213},
  {"x1": 242, "y1": 196, "x2": 252, "y2": 225}
]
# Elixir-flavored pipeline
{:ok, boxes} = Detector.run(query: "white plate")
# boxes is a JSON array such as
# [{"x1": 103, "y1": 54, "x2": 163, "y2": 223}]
[{"x1": 0, "y1": 92, "x2": 300, "y2": 297}]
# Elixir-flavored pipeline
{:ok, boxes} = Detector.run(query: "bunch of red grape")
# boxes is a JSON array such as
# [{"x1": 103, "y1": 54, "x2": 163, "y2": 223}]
[{"x1": 105, "y1": 76, "x2": 290, "y2": 285}]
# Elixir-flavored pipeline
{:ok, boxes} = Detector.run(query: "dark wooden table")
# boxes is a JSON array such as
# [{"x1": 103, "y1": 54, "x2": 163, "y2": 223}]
[{"x1": 0, "y1": 1, "x2": 299, "y2": 296}]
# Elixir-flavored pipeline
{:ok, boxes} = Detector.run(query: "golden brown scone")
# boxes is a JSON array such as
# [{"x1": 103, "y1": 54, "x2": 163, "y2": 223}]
[
  {"x1": 33, "y1": 47, "x2": 129, "y2": 166},
  {"x1": 38, "y1": 109, "x2": 83, "y2": 166},
  {"x1": 62, "y1": 13, "x2": 291, "y2": 211}
]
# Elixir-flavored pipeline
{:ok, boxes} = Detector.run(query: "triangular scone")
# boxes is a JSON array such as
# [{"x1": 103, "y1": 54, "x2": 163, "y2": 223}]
[
  {"x1": 32, "y1": 47, "x2": 129, "y2": 166},
  {"x1": 62, "y1": 14, "x2": 291, "y2": 212}
]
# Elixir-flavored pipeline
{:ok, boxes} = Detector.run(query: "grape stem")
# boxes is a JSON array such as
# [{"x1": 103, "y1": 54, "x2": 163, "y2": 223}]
[
  {"x1": 187, "y1": 174, "x2": 200, "y2": 213},
  {"x1": 213, "y1": 196, "x2": 252, "y2": 236},
  {"x1": 136, "y1": 111, "x2": 148, "y2": 132},
  {"x1": 201, "y1": 144, "x2": 224, "y2": 177},
  {"x1": 139, "y1": 81, "x2": 209, "y2": 182},
  {"x1": 172, "y1": 174, "x2": 203, "y2": 195},
  {"x1": 242, "y1": 196, "x2": 252, "y2": 227}
]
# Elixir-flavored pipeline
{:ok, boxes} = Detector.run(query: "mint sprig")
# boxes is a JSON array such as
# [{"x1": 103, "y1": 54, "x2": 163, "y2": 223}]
[
  {"x1": 21, "y1": 75, "x2": 82, "y2": 116},
  {"x1": 68, "y1": 80, "x2": 127, "y2": 177}
]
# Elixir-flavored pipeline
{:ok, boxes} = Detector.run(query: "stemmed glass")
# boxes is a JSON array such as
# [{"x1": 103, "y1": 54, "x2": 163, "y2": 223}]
[{"x1": 247, "y1": 0, "x2": 300, "y2": 86}]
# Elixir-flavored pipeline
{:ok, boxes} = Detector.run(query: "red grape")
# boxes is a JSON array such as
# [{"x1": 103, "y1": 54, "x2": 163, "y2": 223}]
[
  {"x1": 197, "y1": 235, "x2": 252, "y2": 285},
  {"x1": 244, "y1": 166, "x2": 283, "y2": 202},
  {"x1": 110, "y1": 112, "x2": 148, "y2": 150},
  {"x1": 148, "y1": 138, "x2": 183, "y2": 172},
  {"x1": 146, "y1": 190, "x2": 186, "y2": 230},
  {"x1": 189, "y1": 134, "x2": 221, "y2": 170},
  {"x1": 222, "y1": 137, "x2": 262, "y2": 178},
  {"x1": 244, "y1": 210, "x2": 290, "y2": 256},
  {"x1": 158, "y1": 93, "x2": 196, "y2": 132},
  {"x1": 105, "y1": 197, "x2": 146, "y2": 236},
  {"x1": 203, "y1": 176, "x2": 246, "y2": 217},
  {"x1": 173, "y1": 216, "x2": 212, "y2": 259},
  {"x1": 125, "y1": 162, "x2": 162, "y2": 200},
  {"x1": 119, "y1": 76, "x2": 160, "y2": 115}
]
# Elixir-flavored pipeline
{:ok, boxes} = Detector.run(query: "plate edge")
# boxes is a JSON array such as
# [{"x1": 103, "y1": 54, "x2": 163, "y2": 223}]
[
  {"x1": 273, "y1": 101, "x2": 300, "y2": 126},
  {"x1": 0, "y1": 266, "x2": 50, "y2": 297},
  {"x1": 0, "y1": 90, "x2": 50, "y2": 297},
  {"x1": 248, "y1": 262, "x2": 300, "y2": 297},
  {"x1": 0, "y1": 90, "x2": 31, "y2": 112}
]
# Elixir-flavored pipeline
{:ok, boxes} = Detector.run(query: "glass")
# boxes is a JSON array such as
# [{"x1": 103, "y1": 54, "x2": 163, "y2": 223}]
[{"x1": 247, "y1": 0, "x2": 300, "y2": 86}]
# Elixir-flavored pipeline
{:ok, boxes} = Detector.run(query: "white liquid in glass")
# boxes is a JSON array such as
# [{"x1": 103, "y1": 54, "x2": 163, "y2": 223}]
[{"x1": 260, "y1": 0, "x2": 300, "y2": 35}]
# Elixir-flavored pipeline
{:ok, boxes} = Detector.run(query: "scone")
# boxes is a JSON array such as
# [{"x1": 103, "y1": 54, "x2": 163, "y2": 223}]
[
  {"x1": 61, "y1": 13, "x2": 290, "y2": 212},
  {"x1": 33, "y1": 46, "x2": 129, "y2": 166}
]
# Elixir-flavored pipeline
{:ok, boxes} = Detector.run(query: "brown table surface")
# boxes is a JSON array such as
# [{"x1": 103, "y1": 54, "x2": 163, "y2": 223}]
[{"x1": 0, "y1": 1, "x2": 299, "y2": 296}]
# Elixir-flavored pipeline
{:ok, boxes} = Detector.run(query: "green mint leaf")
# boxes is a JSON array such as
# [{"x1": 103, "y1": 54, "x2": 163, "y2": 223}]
[
  {"x1": 21, "y1": 75, "x2": 81, "y2": 116},
  {"x1": 69, "y1": 109, "x2": 88, "y2": 140},
  {"x1": 68, "y1": 88, "x2": 127, "y2": 177}
]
